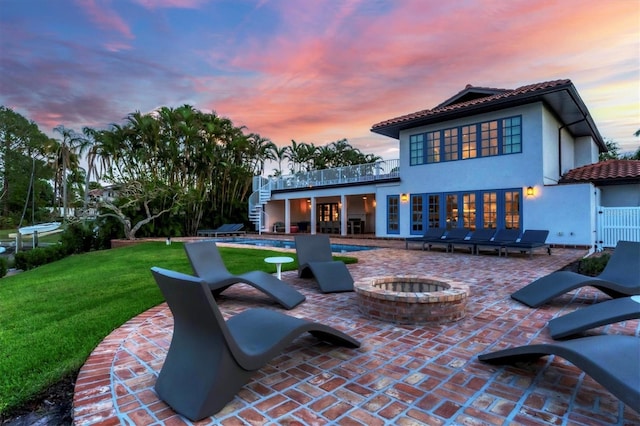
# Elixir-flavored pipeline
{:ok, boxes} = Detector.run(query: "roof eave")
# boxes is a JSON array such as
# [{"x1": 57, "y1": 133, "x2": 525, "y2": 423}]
[{"x1": 371, "y1": 82, "x2": 605, "y2": 150}]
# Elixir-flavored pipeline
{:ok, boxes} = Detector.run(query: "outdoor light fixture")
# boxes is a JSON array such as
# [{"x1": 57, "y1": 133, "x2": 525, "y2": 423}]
[
  {"x1": 526, "y1": 186, "x2": 534, "y2": 197},
  {"x1": 400, "y1": 193, "x2": 409, "y2": 203}
]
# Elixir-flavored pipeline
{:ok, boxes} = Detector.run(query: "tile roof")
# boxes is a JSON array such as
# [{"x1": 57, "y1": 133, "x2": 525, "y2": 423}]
[
  {"x1": 371, "y1": 79, "x2": 571, "y2": 129},
  {"x1": 560, "y1": 160, "x2": 640, "y2": 183}
]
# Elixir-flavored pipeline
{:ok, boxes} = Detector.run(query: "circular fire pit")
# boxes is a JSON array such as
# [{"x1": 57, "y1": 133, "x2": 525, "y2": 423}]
[{"x1": 354, "y1": 276, "x2": 469, "y2": 324}]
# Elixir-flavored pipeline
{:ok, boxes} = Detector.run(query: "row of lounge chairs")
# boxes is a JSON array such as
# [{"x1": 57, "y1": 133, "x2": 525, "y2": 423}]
[
  {"x1": 406, "y1": 227, "x2": 551, "y2": 258},
  {"x1": 153, "y1": 236, "x2": 358, "y2": 420},
  {"x1": 196, "y1": 223, "x2": 245, "y2": 237},
  {"x1": 479, "y1": 240, "x2": 640, "y2": 411}
]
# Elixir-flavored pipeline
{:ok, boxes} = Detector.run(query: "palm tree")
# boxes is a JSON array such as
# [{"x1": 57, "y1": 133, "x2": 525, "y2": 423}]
[
  {"x1": 270, "y1": 145, "x2": 289, "y2": 176},
  {"x1": 51, "y1": 125, "x2": 82, "y2": 220}
]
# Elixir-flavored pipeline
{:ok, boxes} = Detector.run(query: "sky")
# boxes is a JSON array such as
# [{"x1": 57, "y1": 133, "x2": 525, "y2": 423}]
[{"x1": 1, "y1": 0, "x2": 639, "y2": 170}]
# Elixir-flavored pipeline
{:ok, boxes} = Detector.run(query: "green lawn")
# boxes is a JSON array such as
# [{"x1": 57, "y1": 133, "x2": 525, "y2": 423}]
[{"x1": 0, "y1": 241, "x2": 355, "y2": 415}]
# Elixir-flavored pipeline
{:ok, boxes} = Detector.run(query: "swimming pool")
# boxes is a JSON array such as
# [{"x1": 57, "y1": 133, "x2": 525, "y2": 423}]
[{"x1": 212, "y1": 238, "x2": 377, "y2": 252}]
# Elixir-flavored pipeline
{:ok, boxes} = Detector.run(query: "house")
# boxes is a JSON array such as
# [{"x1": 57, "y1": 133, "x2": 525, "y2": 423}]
[{"x1": 250, "y1": 79, "x2": 639, "y2": 249}]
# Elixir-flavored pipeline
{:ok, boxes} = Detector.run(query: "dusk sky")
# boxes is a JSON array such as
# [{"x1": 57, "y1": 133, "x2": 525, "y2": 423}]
[{"x1": 1, "y1": 0, "x2": 639, "y2": 168}]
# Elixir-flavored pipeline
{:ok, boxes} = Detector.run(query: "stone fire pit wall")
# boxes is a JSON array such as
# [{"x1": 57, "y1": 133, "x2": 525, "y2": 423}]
[{"x1": 354, "y1": 276, "x2": 469, "y2": 325}]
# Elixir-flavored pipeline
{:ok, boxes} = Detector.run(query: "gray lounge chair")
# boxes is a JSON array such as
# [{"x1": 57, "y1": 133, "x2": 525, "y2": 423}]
[
  {"x1": 448, "y1": 228, "x2": 496, "y2": 254},
  {"x1": 184, "y1": 241, "x2": 305, "y2": 310},
  {"x1": 503, "y1": 229, "x2": 551, "y2": 258},
  {"x1": 548, "y1": 295, "x2": 640, "y2": 339},
  {"x1": 294, "y1": 234, "x2": 354, "y2": 293},
  {"x1": 151, "y1": 267, "x2": 360, "y2": 421},
  {"x1": 475, "y1": 228, "x2": 521, "y2": 256},
  {"x1": 405, "y1": 227, "x2": 445, "y2": 250},
  {"x1": 511, "y1": 240, "x2": 640, "y2": 307},
  {"x1": 197, "y1": 223, "x2": 246, "y2": 237},
  {"x1": 478, "y1": 335, "x2": 640, "y2": 410},
  {"x1": 424, "y1": 228, "x2": 470, "y2": 252}
]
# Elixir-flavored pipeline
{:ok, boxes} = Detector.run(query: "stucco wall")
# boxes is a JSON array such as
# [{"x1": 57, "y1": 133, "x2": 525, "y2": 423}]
[
  {"x1": 524, "y1": 183, "x2": 596, "y2": 247},
  {"x1": 398, "y1": 104, "x2": 543, "y2": 194},
  {"x1": 600, "y1": 184, "x2": 640, "y2": 206},
  {"x1": 574, "y1": 136, "x2": 599, "y2": 166}
]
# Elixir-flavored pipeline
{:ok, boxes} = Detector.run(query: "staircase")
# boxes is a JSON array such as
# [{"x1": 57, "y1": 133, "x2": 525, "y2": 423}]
[{"x1": 249, "y1": 177, "x2": 272, "y2": 232}]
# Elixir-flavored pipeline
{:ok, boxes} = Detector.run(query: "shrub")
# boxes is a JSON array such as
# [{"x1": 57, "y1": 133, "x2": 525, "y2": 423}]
[
  {"x1": 14, "y1": 245, "x2": 67, "y2": 271},
  {"x1": 93, "y1": 216, "x2": 123, "y2": 250},
  {"x1": 0, "y1": 257, "x2": 7, "y2": 277},
  {"x1": 578, "y1": 252, "x2": 610, "y2": 276},
  {"x1": 61, "y1": 221, "x2": 95, "y2": 254}
]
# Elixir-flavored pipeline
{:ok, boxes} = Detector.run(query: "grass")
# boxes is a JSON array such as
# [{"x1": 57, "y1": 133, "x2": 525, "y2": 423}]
[{"x1": 0, "y1": 241, "x2": 356, "y2": 415}]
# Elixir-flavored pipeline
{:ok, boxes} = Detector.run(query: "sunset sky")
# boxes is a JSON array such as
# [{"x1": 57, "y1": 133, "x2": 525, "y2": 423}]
[{"x1": 1, "y1": 0, "x2": 639, "y2": 168}]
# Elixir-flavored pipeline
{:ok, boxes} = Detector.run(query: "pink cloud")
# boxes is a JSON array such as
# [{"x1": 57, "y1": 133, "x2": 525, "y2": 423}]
[
  {"x1": 196, "y1": 0, "x2": 637, "y2": 152},
  {"x1": 133, "y1": 0, "x2": 207, "y2": 9},
  {"x1": 75, "y1": 0, "x2": 133, "y2": 40},
  {"x1": 3, "y1": 0, "x2": 637, "y2": 159}
]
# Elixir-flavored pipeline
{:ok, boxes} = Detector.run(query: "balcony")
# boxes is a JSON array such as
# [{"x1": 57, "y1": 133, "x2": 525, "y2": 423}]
[{"x1": 254, "y1": 159, "x2": 400, "y2": 192}]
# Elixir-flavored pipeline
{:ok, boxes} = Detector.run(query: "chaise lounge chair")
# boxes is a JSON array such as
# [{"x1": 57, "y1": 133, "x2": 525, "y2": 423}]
[
  {"x1": 448, "y1": 228, "x2": 496, "y2": 254},
  {"x1": 511, "y1": 240, "x2": 640, "y2": 307},
  {"x1": 475, "y1": 228, "x2": 521, "y2": 256},
  {"x1": 424, "y1": 227, "x2": 470, "y2": 252},
  {"x1": 405, "y1": 227, "x2": 445, "y2": 250},
  {"x1": 197, "y1": 223, "x2": 246, "y2": 237},
  {"x1": 294, "y1": 234, "x2": 354, "y2": 293},
  {"x1": 478, "y1": 335, "x2": 640, "y2": 410},
  {"x1": 548, "y1": 295, "x2": 640, "y2": 339},
  {"x1": 184, "y1": 241, "x2": 306, "y2": 310},
  {"x1": 502, "y1": 229, "x2": 551, "y2": 258},
  {"x1": 151, "y1": 267, "x2": 360, "y2": 421}
]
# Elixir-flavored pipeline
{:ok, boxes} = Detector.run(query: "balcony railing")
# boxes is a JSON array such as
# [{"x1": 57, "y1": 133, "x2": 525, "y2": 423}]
[{"x1": 253, "y1": 159, "x2": 400, "y2": 192}]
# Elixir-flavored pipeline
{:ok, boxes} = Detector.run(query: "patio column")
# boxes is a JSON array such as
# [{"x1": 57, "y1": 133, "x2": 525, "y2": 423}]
[
  {"x1": 285, "y1": 199, "x2": 291, "y2": 234},
  {"x1": 340, "y1": 194, "x2": 347, "y2": 236},
  {"x1": 310, "y1": 197, "x2": 317, "y2": 235}
]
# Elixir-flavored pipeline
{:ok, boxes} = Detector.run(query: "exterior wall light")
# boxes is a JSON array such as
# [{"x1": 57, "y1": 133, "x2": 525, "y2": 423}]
[
  {"x1": 526, "y1": 186, "x2": 534, "y2": 197},
  {"x1": 400, "y1": 193, "x2": 409, "y2": 203}
]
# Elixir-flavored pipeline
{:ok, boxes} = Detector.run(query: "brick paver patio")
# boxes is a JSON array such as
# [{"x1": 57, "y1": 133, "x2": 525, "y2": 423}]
[{"x1": 73, "y1": 238, "x2": 640, "y2": 425}]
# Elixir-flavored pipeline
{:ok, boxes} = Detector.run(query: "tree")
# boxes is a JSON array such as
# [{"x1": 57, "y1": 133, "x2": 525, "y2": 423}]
[
  {"x1": 0, "y1": 107, "x2": 53, "y2": 225},
  {"x1": 50, "y1": 125, "x2": 82, "y2": 220},
  {"x1": 97, "y1": 180, "x2": 178, "y2": 240},
  {"x1": 92, "y1": 106, "x2": 264, "y2": 238},
  {"x1": 599, "y1": 138, "x2": 640, "y2": 161},
  {"x1": 599, "y1": 139, "x2": 620, "y2": 161}
]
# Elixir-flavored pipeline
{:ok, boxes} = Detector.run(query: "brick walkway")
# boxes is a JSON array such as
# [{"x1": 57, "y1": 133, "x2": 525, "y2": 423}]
[{"x1": 73, "y1": 238, "x2": 640, "y2": 425}]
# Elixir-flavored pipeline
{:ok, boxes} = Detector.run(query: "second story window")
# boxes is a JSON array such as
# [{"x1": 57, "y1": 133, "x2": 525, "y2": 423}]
[
  {"x1": 480, "y1": 120, "x2": 499, "y2": 157},
  {"x1": 461, "y1": 124, "x2": 477, "y2": 159},
  {"x1": 502, "y1": 116, "x2": 522, "y2": 154},
  {"x1": 409, "y1": 115, "x2": 522, "y2": 166},
  {"x1": 443, "y1": 128, "x2": 458, "y2": 161},
  {"x1": 426, "y1": 131, "x2": 440, "y2": 163},
  {"x1": 410, "y1": 134, "x2": 424, "y2": 165}
]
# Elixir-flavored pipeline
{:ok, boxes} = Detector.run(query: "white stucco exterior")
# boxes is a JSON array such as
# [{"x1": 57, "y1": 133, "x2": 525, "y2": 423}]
[{"x1": 255, "y1": 81, "x2": 618, "y2": 249}]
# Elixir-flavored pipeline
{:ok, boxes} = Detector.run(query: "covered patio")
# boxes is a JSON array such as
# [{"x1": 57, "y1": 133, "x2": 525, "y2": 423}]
[{"x1": 73, "y1": 238, "x2": 639, "y2": 425}]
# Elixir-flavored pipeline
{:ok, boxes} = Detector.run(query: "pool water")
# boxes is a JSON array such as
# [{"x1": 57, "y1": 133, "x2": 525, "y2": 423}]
[{"x1": 212, "y1": 238, "x2": 377, "y2": 252}]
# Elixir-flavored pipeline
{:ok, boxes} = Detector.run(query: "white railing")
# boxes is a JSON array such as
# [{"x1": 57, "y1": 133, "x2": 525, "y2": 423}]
[
  {"x1": 252, "y1": 159, "x2": 400, "y2": 192},
  {"x1": 597, "y1": 206, "x2": 640, "y2": 249},
  {"x1": 249, "y1": 159, "x2": 400, "y2": 231}
]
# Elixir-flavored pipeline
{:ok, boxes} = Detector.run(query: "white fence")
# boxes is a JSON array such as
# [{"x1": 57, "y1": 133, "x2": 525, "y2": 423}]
[{"x1": 597, "y1": 207, "x2": 640, "y2": 249}]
